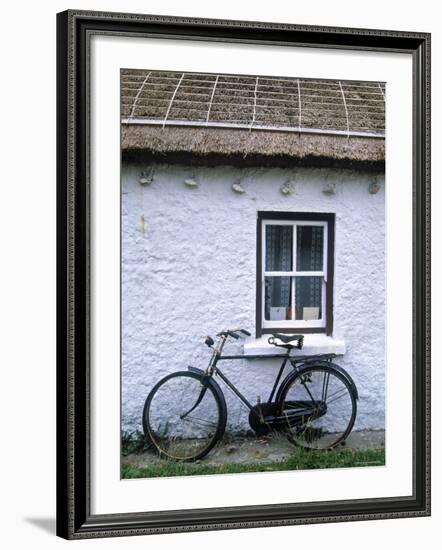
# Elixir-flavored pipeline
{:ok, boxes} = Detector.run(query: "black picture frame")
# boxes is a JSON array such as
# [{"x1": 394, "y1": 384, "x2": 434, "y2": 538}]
[{"x1": 56, "y1": 9, "x2": 431, "y2": 540}]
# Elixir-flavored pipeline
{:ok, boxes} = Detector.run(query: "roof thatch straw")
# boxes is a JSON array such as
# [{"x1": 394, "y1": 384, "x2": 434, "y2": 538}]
[
  {"x1": 121, "y1": 70, "x2": 385, "y2": 170},
  {"x1": 122, "y1": 126, "x2": 384, "y2": 170}
]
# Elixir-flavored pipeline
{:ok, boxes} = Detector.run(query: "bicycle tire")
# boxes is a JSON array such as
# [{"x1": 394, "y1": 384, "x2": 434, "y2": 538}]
[
  {"x1": 277, "y1": 364, "x2": 357, "y2": 450},
  {"x1": 143, "y1": 371, "x2": 227, "y2": 461}
]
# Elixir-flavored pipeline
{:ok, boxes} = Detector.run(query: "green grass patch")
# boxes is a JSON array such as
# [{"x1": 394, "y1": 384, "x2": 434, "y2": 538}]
[
  {"x1": 121, "y1": 430, "x2": 150, "y2": 456},
  {"x1": 121, "y1": 447, "x2": 385, "y2": 479}
]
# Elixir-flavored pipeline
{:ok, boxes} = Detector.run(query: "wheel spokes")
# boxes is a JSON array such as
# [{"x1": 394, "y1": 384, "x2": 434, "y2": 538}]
[
  {"x1": 181, "y1": 415, "x2": 218, "y2": 430},
  {"x1": 281, "y1": 368, "x2": 356, "y2": 449},
  {"x1": 145, "y1": 373, "x2": 222, "y2": 461},
  {"x1": 325, "y1": 387, "x2": 350, "y2": 405}
]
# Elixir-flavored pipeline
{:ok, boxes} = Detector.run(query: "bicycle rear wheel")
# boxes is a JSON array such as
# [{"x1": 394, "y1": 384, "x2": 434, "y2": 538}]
[
  {"x1": 143, "y1": 371, "x2": 227, "y2": 461},
  {"x1": 278, "y1": 365, "x2": 357, "y2": 450}
]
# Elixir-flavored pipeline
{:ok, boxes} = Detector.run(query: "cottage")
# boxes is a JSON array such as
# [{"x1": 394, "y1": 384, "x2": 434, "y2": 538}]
[{"x1": 121, "y1": 70, "x2": 385, "y2": 437}]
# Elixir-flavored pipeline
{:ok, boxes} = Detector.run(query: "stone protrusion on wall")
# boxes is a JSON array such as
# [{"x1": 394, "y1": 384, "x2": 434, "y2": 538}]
[
  {"x1": 139, "y1": 167, "x2": 155, "y2": 185},
  {"x1": 232, "y1": 180, "x2": 245, "y2": 194},
  {"x1": 369, "y1": 179, "x2": 381, "y2": 194},
  {"x1": 184, "y1": 177, "x2": 198, "y2": 188},
  {"x1": 322, "y1": 182, "x2": 337, "y2": 195},
  {"x1": 280, "y1": 180, "x2": 296, "y2": 196}
]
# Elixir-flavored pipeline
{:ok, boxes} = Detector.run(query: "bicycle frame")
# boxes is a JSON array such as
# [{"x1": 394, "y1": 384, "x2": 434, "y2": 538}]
[{"x1": 203, "y1": 333, "x2": 337, "y2": 413}]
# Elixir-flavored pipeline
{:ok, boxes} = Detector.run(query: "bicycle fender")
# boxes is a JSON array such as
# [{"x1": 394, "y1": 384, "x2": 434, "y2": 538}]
[
  {"x1": 275, "y1": 362, "x2": 359, "y2": 404},
  {"x1": 187, "y1": 366, "x2": 227, "y2": 403}
]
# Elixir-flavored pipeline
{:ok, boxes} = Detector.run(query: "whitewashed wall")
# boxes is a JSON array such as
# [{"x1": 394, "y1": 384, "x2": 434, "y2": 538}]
[{"x1": 121, "y1": 162, "x2": 385, "y2": 435}]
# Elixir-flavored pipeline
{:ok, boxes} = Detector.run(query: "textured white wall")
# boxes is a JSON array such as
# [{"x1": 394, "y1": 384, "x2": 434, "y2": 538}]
[{"x1": 121, "y1": 162, "x2": 385, "y2": 435}]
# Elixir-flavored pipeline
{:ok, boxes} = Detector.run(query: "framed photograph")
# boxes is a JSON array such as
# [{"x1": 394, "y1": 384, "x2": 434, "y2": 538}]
[{"x1": 56, "y1": 10, "x2": 430, "y2": 539}]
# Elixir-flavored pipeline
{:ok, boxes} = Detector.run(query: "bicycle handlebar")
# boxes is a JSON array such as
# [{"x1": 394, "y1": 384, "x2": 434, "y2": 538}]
[{"x1": 216, "y1": 328, "x2": 251, "y2": 340}]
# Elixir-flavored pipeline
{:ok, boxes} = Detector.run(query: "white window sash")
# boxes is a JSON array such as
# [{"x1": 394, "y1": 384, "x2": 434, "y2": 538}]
[
  {"x1": 264, "y1": 271, "x2": 324, "y2": 277},
  {"x1": 262, "y1": 219, "x2": 328, "y2": 328}
]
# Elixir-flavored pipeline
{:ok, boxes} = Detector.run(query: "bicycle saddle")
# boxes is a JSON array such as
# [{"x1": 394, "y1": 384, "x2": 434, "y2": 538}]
[{"x1": 268, "y1": 333, "x2": 304, "y2": 349}]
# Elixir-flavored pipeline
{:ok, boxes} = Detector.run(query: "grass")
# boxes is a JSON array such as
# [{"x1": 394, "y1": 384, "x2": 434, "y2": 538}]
[
  {"x1": 121, "y1": 430, "x2": 150, "y2": 456},
  {"x1": 121, "y1": 446, "x2": 385, "y2": 479}
]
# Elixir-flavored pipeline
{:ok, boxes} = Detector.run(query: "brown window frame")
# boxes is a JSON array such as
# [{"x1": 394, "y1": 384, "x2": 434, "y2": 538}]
[{"x1": 256, "y1": 211, "x2": 335, "y2": 338}]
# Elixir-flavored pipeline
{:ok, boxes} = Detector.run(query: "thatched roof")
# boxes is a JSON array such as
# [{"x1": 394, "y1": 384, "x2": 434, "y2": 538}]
[{"x1": 121, "y1": 70, "x2": 385, "y2": 169}]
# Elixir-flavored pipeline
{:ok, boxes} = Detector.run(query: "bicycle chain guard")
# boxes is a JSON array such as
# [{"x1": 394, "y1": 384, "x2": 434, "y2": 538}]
[
  {"x1": 248, "y1": 400, "x2": 327, "y2": 435},
  {"x1": 248, "y1": 402, "x2": 280, "y2": 435}
]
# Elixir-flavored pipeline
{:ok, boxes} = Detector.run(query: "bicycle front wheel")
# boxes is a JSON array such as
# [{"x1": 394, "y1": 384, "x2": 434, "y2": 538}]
[
  {"x1": 143, "y1": 371, "x2": 226, "y2": 461},
  {"x1": 278, "y1": 365, "x2": 357, "y2": 450}
]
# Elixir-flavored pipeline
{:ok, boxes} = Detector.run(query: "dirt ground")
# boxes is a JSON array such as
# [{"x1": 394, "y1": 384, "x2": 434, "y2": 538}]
[{"x1": 123, "y1": 430, "x2": 385, "y2": 468}]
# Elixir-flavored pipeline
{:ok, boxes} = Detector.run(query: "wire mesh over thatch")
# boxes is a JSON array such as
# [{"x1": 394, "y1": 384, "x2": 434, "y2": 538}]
[{"x1": 121, "y1": 69, "x2": 385, "y2": 169}]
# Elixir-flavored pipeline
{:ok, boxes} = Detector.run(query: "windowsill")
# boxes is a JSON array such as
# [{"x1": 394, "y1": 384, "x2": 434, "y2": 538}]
[{"x1": 243, "y1": 333, "x2": 346, "y2": 356}]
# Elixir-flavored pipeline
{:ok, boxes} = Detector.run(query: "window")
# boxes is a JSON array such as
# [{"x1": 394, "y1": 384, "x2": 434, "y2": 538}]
[{"x1": 256, "y1": 212, "x2": 335, "y2": 336}]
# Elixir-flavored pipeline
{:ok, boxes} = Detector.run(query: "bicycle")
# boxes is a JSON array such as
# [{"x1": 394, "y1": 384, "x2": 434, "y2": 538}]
[{"x1": 142, "y1": 329, "x2": 358, "y2": 461}]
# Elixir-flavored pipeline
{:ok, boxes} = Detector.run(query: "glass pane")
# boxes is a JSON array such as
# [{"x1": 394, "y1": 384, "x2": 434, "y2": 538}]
[
  {"x1": 265, "y1": 225, "x2": 293, "y2": 271},
  {"x1": 296, "y1": 225, "x2": 324, "y2": 271},
  {"x1": 264, "y1": 277, "x2": 292, "y2": 321},
  {"x1": 294, "y1": 277, "x2": 323, "y2": 320}
]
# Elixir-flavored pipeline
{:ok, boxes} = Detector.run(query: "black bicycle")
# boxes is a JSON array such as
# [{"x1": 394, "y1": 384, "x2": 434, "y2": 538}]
[{"x1": 143, "y1": 329, "x2": 358, "y2": 461}]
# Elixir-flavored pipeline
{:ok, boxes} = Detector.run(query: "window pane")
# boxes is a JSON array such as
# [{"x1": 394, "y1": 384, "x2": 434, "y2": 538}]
[
  {"x1": 264, "y1": 277, "x2": 292, "y2": 321},
  {"x1": 296, "y1": 225, "x2": 324, "y2": 271},
  {"x1": 265, "y1": 225, "x2": 293, "y2": 271},
  {"x1": 294, "y1": 277, "x2": 322, "y2": 320}
]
